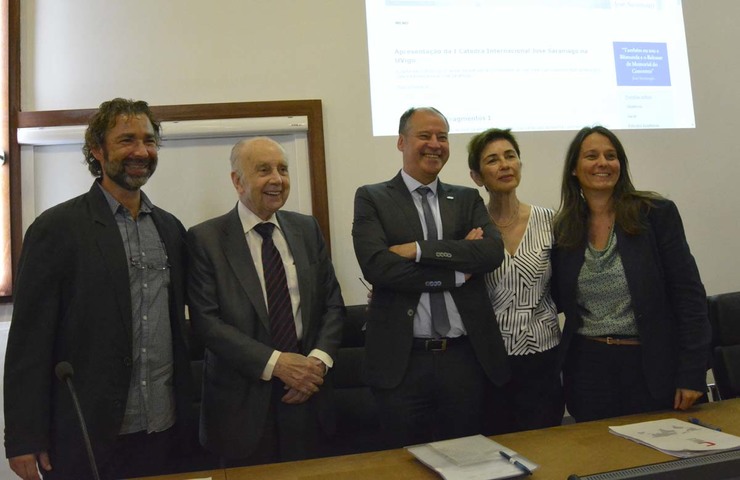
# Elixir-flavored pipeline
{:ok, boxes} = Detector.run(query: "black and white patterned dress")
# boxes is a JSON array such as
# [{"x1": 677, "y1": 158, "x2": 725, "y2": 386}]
[{"x1": 485, "y1": 205, "x2": 561, "y2": 356}]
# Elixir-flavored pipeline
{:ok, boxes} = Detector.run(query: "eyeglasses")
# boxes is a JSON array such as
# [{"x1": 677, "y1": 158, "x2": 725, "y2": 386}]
[
  {"x1": 129, "y1": 256, "x2": 170, "y2": 271},
  {"x1": 122, "y1": 216, "x2": 170, "y2": 271}
]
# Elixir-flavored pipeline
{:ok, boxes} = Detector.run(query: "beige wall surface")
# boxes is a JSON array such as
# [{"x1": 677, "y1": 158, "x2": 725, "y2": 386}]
[{"x1": 13, "y1": 0, "x2": 740, "y2": 308}]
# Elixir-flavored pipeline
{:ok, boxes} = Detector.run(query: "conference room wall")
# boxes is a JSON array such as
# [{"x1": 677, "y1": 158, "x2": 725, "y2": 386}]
[{"x1": 11, "y1": 0, "x2": 740, "y2": 312}]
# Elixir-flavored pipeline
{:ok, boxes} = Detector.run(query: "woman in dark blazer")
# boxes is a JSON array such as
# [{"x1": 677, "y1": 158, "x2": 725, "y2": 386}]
[{"x1": 552, "y1": 126, "x2": 710, "y2": 422}]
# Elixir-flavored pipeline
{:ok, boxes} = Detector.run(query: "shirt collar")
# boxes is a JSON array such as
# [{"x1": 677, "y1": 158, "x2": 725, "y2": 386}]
[
  {"x1": 400, "y1": 169, "x2": 439, "y2": 196},
  {"x1": 237, "y1": 200, "x2": 280, "y2": 234},
  {"x1": 97, "y1": 181, "x2": 153, "y2": 216}
]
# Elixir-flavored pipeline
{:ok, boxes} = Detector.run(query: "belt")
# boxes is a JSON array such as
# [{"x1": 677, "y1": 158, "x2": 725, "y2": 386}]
[
  {"x1": 585, "y1": 336, "x2": 640, "y2": 346},
  {"x1": 411, "y1": 336, "x2": 467, "y2": 352}
]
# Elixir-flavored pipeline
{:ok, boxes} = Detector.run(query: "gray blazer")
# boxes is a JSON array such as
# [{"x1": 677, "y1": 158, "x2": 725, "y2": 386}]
[{"x1": 187, "y1": 205, "x2": 344, "y2": 458}]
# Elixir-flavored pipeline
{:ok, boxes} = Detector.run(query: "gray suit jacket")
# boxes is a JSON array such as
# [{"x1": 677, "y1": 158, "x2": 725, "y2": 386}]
[
  {"x1": 352, "y1": 172, "x2": 511, "y2": 389},
  {"x1": 187, "y1": 205, "x2": 344, "y2": 458}
]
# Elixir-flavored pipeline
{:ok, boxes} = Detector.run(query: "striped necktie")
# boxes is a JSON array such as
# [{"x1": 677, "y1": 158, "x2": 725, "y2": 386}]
[{"x1": 254, "y1": 222, "x2": 299, "y2": 353}]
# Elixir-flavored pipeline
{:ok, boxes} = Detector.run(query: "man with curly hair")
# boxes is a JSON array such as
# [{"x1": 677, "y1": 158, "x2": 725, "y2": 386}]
[{"x1": 4, "y1": 98, "x2": 193, "y2": 480}]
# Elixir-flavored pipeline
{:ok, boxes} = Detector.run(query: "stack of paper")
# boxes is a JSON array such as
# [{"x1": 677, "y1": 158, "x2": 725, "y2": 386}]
[
  {"x1": 609, "y1": 418, "x2": 740, "y2": 458},
  {"x1": 406, "y1": 434, "x2": 538, "y2": 480}
]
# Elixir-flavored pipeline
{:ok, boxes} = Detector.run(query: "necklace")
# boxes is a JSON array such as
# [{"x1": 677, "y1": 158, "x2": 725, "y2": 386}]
[{"x1": 490, "y1": 200, "x2": 520, "y2": 229}]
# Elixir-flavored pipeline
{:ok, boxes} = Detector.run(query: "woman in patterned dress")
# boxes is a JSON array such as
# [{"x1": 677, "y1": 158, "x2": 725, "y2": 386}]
[
  {"x1": 467, "y1": 128, "x2": 564, "y2": 433},
  {"x1": 551, "y1": 126, "x2": 710, "y2": 422}
]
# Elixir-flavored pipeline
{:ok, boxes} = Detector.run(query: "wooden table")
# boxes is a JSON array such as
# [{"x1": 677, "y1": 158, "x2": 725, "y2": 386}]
[{"x1": 140, "y1": 398, "x2": 740, "y2": 479}]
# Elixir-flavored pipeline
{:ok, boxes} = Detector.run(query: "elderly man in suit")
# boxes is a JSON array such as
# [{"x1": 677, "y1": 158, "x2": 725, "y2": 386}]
[
  {"x1": 352, "y1": 107, "x2": 510, "y2": 448},
  {"x1": 187, "y1": 137, "x2": 344, "y2": 466},
  {"x1": 4, "y1": 98, "x2": 193, "y2": 480}
]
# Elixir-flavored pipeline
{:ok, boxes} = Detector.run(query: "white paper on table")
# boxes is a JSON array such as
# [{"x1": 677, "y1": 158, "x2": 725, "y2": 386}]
[
  {"x1": 610, "y1": 418, "x2": 740, "y2": 458},
  {"x1": 407, "y1": 435, "x2": 538, "y2": 480}
]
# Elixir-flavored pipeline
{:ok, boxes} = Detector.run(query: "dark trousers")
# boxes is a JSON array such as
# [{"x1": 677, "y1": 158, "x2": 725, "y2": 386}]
[
  {"x1": 45, "y1": 428, "x2": 175, "y2": 480},
  {"x1": 372, "y1": 337, "x2": 488, "y2": 449},
  {"x1": 220, "y1": 380, "x2": 323, "y2": 468},
  {"x1": 564, "y1": 335, "x2": 671, "y2": 423},
  {"x1": 485, "y1": 346, "x2": 564, "y2": 435}
]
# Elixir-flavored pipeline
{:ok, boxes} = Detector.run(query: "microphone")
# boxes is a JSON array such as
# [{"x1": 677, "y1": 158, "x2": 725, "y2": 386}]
[
  {"x1": 54, "y1": 361, "x2": 73, "y2": 382},
  {"x1": 55, "y1": 361, "x2": 101, "y2": 480}
]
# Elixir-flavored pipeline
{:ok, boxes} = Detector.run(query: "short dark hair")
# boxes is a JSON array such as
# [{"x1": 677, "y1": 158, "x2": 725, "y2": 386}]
[
  {"x1": 467, "y1": 128, "x2": 521, "y2": 173},
  {"x1": 82, "y1": 98, "x2": 161, "y2": 177},
  {"x1": 398, "y1": 107, "x2": 449, "y2": 135}
]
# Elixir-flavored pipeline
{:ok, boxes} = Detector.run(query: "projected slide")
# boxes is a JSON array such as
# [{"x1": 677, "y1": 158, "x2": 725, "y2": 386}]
[{"x1": 365, "y1": 0, "x2": 695, "y2": 135}]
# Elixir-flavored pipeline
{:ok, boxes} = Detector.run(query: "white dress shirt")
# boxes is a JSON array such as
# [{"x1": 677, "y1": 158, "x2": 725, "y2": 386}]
[{"x1": 237, "y1": 201, "x2": 332, "y2": 380}]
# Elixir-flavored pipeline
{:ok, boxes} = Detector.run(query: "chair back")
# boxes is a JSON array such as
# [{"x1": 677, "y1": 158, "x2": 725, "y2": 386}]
[
  {"x1": 708, "y1": 292, "x2": 740, "y2": 399},
  {"x1": 708, "y1": 291, "x2": 740, "y2": 346}
]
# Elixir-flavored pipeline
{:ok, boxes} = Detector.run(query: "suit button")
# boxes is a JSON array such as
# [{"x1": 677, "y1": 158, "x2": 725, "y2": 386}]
[
  {"x1": 407, "y1": 309, "x2": 414, "y2": 317},
  {"x1": 123, "y1": 356, "x2": 132, "y2": 367}
]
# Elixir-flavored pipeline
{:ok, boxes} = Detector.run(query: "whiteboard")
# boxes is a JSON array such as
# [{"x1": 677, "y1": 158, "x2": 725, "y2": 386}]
[{"x1": 24, "y1": 131, "x2": 310, "y2": 230}]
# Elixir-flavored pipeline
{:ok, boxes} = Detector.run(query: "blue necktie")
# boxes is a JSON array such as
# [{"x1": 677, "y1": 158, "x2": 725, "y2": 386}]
[{"x1": 417, "y1": 186, "x2": 451, "y2": 338}]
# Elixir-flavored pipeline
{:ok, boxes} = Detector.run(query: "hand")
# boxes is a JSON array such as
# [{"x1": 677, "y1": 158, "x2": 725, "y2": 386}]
[
  {"x1": 464, "y1": 227, "x2": 484, "y2": 240},
  {"x1": 9, "y1": 452, "x2": 51, "y2": 480},
  {"x1": 674, "y1": 388, "x2": 704, "y2": 410},
  {"x1": 281, "y1": 387, "x2": 312, "y2": 404},
  {"x1": 308, "y1": 356, "x2": 328, "y2": 376},
  {"x1": 389, "y1": 242, "x2": 417, "y2": 259},
  {"x1": 272, "y1": 353, "x2": 324, "y2": 396}
]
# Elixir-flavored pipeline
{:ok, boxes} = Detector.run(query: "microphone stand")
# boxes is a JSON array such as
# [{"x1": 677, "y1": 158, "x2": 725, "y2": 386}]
[{"x1": 56, "y1": 362, "x2": 101, "y2": 480}]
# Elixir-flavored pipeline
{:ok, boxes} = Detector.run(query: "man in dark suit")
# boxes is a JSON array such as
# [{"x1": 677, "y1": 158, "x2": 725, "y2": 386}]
[
  {"x1": 4, "y1": 98, "x2": 193, "y2": 480},
  {"x1": 187, "y1": 137, "x2": 344, "y2": 466},
  {"x1": 352, "y1": 107, "x2": 510, "y2": 448}
]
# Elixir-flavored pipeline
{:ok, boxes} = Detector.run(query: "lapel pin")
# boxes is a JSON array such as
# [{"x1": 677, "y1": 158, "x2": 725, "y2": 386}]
[{"x1": 446, "y1": 196, "x2": 454, "y2": 200}]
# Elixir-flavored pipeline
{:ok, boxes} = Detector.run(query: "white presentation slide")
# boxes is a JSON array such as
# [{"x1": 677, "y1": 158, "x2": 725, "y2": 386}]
[{"x1": 365, "y1": 0, "x2": 695, "y2": 136}]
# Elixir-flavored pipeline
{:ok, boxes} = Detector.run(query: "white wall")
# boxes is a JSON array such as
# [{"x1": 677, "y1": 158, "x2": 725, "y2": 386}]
[{"x1": 11, "y1": 0, "x2": 740, "y2": 310}]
